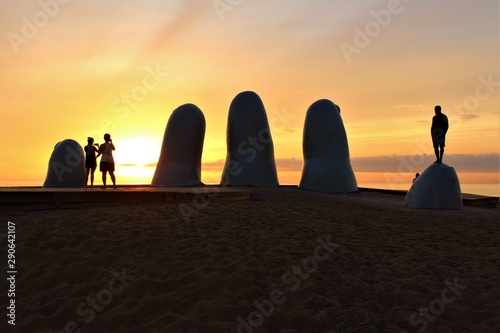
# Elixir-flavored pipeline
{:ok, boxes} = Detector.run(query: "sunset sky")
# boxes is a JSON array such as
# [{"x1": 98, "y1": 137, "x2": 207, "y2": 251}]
[{"x1": 0, "y1": 0, "x2": 498, "y2": 187}]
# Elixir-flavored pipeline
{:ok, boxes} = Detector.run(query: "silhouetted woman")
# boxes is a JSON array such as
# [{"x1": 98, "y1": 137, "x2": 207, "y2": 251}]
[{"x1": 84, "y1": 137, "x2": 99, "y2": 187}]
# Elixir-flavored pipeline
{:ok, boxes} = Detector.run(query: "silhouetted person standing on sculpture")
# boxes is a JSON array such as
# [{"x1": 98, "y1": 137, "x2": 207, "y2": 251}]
[
  {"x1": 97, "y1": 133, "x2": 116, "y2": 189},
  {"x1": 431, "y1": 105, "x2": 448, "y2": 164}
]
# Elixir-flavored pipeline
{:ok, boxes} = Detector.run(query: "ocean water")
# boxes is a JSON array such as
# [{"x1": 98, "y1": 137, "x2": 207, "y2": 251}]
[{"x1": 0, "y1": 180, "x2": 498, "y2": 197}]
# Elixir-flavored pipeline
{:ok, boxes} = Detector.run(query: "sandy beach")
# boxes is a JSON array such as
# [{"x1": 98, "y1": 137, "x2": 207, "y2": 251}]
[{"x1": 1, "y1": 187, "x2": 499, "y2": 333}]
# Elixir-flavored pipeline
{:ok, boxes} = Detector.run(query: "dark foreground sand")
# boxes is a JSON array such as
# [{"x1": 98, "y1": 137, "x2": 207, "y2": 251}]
[{"x1": 0, "y1": 187, "x2": 498, "y2": 333}]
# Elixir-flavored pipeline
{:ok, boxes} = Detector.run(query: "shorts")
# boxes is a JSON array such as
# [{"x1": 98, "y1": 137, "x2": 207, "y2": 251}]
[
  {"x1": 433, "y1": 140, "x2": 445, "y2": 148},
  {"x1": 100, "y1": 161, "x2": 115, "y2": 172},
  {"x1": 431, "y1": 129, "x2": 446, "y2": 148},
  {"x1": 85, "y1": 158, "x2": 97, "y2": 169}
]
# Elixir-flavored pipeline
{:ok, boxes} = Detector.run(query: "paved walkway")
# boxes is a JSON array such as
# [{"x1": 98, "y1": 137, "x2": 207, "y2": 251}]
[
  {"x1": 358, "y1": 187, "x2": 499, "y2": 207},
  {"x1": 0, "y1": 186, "x2": 497, "y2": 207},
  {"x1": 0, "y1": 185, "x2": 252, "y2": 205}
]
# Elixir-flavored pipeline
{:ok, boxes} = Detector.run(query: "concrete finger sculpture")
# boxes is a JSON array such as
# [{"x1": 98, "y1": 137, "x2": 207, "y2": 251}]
[
  {"x1": 299, "y1": 99, "x2": 358, "y2": 193},
  {"x1": 405, "y1": 163, "x2": 462, "y2": 209},
  {"x1": 152, "y1": 103, "x2": 205, "y2": 186},
  {"x1": 221, "y1": 91, "x2": 279, "y2": 186},
  {"x1": 43, "y1": 139, "x2": 86, "y2": 188}
]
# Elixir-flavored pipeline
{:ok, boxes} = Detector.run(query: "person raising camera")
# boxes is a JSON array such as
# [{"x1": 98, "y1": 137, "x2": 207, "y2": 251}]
[{"x1": 96, "y1": 133, "x2": 117, "y2": 189}]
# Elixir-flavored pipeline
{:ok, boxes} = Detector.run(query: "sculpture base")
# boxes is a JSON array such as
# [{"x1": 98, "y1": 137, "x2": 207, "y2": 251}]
[
  {"x1": 405, "y1": 163, "x2": 462, "y2": 210},
  {"x1": 299, "y1": 158, "x2": 357, "y2": 193},
  {"x1": 152, "y1": 163, "x2": 202, "y2": 187}
]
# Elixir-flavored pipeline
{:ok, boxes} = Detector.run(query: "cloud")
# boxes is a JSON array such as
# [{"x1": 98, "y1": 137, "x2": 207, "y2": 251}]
[
  {"x1": 202, "y1": 160, "x2": 224, "y2": 171},
  {"x1": 459, "y1": 114, "x2": 479, "y2": 120},
  {"x1": 199, "y1": 158, "x2": 303, "y2": 172},
  {"x1": 120, "y1": 163, "x2": 158, "y2": 167},
  {"x1": 394, "y1": 104, "x2": 425, "y2": 109},
  {"x1": 146, "y1": 0, "x2": 204, "y2": 54},
  {"x1": 276, "y1": 158, "x2": 302, "y2": 171},
  {"x1": 200, "y1": 155, "x2": 498, "y2": 173},
  {"x1": 350, "y1": 154, "x2": 499, "y2": 173}
]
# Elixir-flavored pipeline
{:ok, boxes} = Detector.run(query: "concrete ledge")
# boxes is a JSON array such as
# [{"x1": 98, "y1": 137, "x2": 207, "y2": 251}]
[
  {"x1": 0, "y1": 186, "x2": 252, "y2": 205},
  {"x1": 0, "y1": 186, "x2": 496, "y2": 207},
  {"x1": 358, "y1": 187, "x2": 407, "y2": 196},
  {"x1": 359, "y1": 187, "x2": 499, "y2": 207},
  {"x1": 461, "y1": 193, "x2": 499, "y2": 207}
]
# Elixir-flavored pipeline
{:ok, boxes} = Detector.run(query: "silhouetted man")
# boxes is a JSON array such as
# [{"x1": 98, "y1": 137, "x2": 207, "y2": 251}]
[{"x1": 431, "y1": 105, "x2": 448, "y2": 164}]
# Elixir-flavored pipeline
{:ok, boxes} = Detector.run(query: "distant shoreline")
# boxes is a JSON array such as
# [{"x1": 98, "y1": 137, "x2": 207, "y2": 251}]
[{"x1": 0, "y1": 182, "x2": 498, "y2": 197}]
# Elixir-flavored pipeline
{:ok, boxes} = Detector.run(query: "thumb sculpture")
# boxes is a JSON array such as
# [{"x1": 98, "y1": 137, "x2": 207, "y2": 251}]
[
  {"x1": 152, "y1": 103, "x2": 206, "y2": 186},
  {"x1": 220, "y1": 91, "x2": 279, "y2": 186},
  {"x1": 43, "y1": 139, "x2": 86, "y2": 188},
  {"x1": 299, "y1": 99, "x2": 358, "y2": 193},
  {"x1": 405, "y1": 163, "x2": 462, "y2": 209}
]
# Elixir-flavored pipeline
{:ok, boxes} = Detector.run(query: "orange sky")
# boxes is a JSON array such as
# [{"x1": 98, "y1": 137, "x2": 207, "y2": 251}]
[{"x1": 0, "y1": 0, "x2": 498, "y2": 185}]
